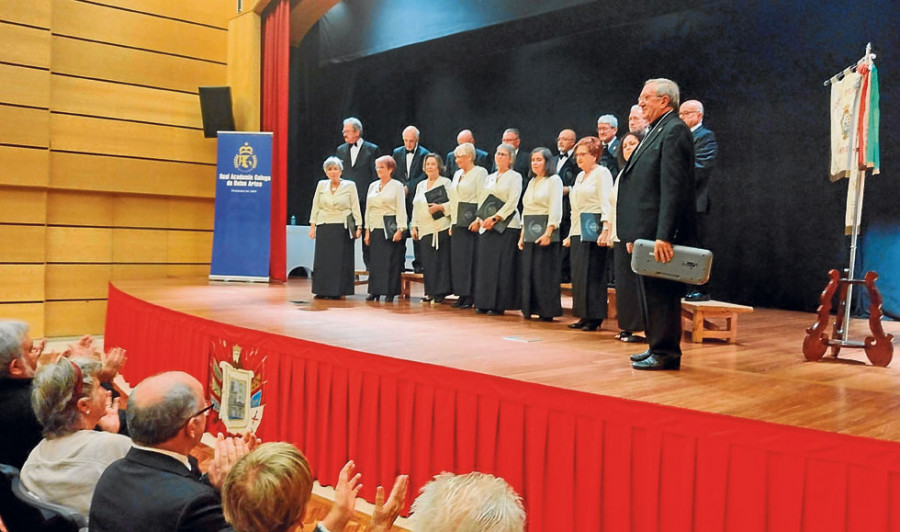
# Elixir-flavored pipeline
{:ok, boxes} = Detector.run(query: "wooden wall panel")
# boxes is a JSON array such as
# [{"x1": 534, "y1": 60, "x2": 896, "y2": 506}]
[
  {"x1": 51, "y1": 114, "x2": 217, "y2": 163},
  {"x1": 91, "y1": 0, "x2": 232, "y2": 29},
  {"x1": 167, "y1": 231, "x2": 213, "y2": 263},
  {"x1": 45, "y1": 264, "x2": 110, "y2": 300},
  {"x1": 227, "y1": 11, "x2": 260, "y2": 131},
  {"x1": 46, "y1": 191, "x2": 114, "y2": 227},
  {"x1": 0, "y1": 64, "x2": 50, "y2": 109},
  {"x1": 0, "y1": 23, "x2": 50, "y2": 68},
  {"x1": 53, "y1": 0, "x2": 227, "y2": 63},
  {"x1": 0, "y1": 225, "x2": 46, "y2": 262},
  {"x1": 0, "y1": 147, "x2": 49, "y2": 187},
  {"x1": 113, "y1": 196, "x2": 171, "y2": 228},
  {"x1": 45, "y1": 300, "x2": 106, "y2": 336},
  {"x1": 0, "y1": 303, "x2": 45, "y2": 337},
  {"x1": 0, "y1": 0, "x2": 52, "y2": 28},
  {"x1": 168, "y1": 198, "x2": 215, "y2": 230},
  {"x1": 45, "y1": 227, "x2": 112, "y2": 263},
  {"x1": 0, "y1": 265, "x2": 45, "y2": 302},
  {"x1": 111, "y1": 264, "x2": 168, "y2": 280},
  {"x1": 49, "y1": 152, "x2": 215, "y2": 197},
  {"x1": 52, "y1": 36, "x2": 226, "y2": 94},
  {"x1": 0, "y1": 105, "x2": 50, "y2": 147},
  {"x1": 112, "y1": 229, "x2": 167, "y2": 262},
  {"x1": 51, "y1": 76, "x2": 203, "y2": 129},
  {"x1": 0, "y1": 188, "x2": 47, "y2": 224},
  {"x1": 167, "y1": 264, "x2": 210, "y2": 277}
]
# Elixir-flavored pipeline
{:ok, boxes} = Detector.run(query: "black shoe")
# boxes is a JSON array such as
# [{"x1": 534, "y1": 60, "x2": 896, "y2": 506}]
[
  {"x1": 385, "y1": 296, "x2": 395, "y2": 303},
  {"x1": 451, "y1": 299, "x2": 463, "y2": 308},
  {"x1": 421, "y1": 296, "x2": 433, "y2": 304},
  {"x1": 581, "y1": 320, "x2": 601, "y2": 332},
  {"x1": 622, "y1": 333, "x2": 646, "y2": 343},
  {"x1": 538, "y1": 317, "x2": 554, "y2": 322},
  {"x1": 366, "y1": 294, "x2": 378, "y2": 302},
  {"x1": 568, "y1": 319, "x2": 587, "y2": 329},
  {"x1": 434, "y1": 296, "x2": 445, "y2": 304},
  {"x1": 629, "y1": 349, "x2": 653, "y2": 362},
  {"x1": 459, "y1": 300, "x2": 473, "y2": 309},
  {"x1": 487, "y1": 309, "x2": 504, "y2": 316},
  {"x1": 684, "y1": 291, "x2": 710, "y2": 302},
  {"x1": 632, "y1": 354, "x2": 681, "y2": 370},
  {"x1": 475, "y1": 308, "x2": 488, "y2": 314}
]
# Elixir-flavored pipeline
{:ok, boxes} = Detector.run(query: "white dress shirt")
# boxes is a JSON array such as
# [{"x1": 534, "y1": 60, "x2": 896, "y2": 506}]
[
  {"x1": 449, "y1": 166, "x2": 488, "y2": 225},
  {"x1": 309, "y1": 179, "x2": 362, "y2": 227},
  {"x1": 521, "y1": 174, "x2": 564, "y2": 229},
  {"x1": 411, "y1": 176, "x2": 453, "y2": 240},
  {"x1": 365, "y1": 179, "x2": 408, "y2": 231},
  {"x1": 480, "y1": 169, "x2": 523, "y2": 230},
  {"x1": 568, "y1": 164, "x2": 613, "y2": 238}
]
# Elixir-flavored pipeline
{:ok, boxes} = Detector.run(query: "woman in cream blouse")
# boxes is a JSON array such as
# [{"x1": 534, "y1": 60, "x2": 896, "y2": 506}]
[
  {"x1": 448, "y1": 143, "x2": 487, "y2": 309},
  {"x1": 411, "y1": 153, "x2": 453, "y2": 304},
  {"x1": 564, "y1": 136, "x2": 613, "y2": 331},
  {"x1": 608, "y1": 131, "x2": 646, "y2": 342},
  {"x1": 364, "y1": 155, "x2": 407, "y2": 302},
  {"x1": 518, "y1": 147, "x2": 564, "y2": 321},
  {"x1": 308, "y1": 156, "x2": 362, "y2": 299},
  {"x1": 472, "y1": 143, "x2": 523, "y2": 315}
]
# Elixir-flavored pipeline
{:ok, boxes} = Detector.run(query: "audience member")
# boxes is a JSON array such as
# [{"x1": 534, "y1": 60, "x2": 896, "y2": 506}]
[
  {"x1": 20, "y1": 356, "x2": 130, "y2": 518},
  {"x1": 410, "y1": 472, "x2": 525, "y2": 532},
  {"x1": 0, "y1": 320, "x2": 44, "y2": 469},
  {"x1": 89, "y1": 371, "x2": 255, "y2": 532}
]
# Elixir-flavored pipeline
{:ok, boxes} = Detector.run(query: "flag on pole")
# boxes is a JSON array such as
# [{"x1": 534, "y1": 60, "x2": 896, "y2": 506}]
[
  {"x1": 829, "y1": 68, "x2": 862, "y2": 182},
  {"x1": 857, "y1": 62, "x2": 880, "y2": 174}
]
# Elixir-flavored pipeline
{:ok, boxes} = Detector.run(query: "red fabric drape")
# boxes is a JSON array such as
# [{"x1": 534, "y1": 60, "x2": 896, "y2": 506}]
[
  {"x1": 261, "y1": 0, "x2": 289, "y2": 281},
  {"x1": 106, "y1": 283, "x2": 900, "y2": 531}
]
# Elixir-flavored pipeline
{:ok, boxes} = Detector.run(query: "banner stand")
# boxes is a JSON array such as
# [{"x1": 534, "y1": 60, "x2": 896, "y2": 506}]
[{"x1": 210, "y1": 132, "x2": 274, "y2": 282}]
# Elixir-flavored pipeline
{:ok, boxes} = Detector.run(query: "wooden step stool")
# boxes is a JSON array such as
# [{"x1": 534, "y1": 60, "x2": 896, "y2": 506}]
[
  {"x1": 681, "y1": 299, "x2": 754, "y2": 343},
  {"x1": 400, "y1": 272, "x2": 425, "y2": 299}
]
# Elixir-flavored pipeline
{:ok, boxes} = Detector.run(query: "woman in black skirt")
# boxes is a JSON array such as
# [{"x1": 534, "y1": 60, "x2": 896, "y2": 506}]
[
  {"x1": 564, "y1": 136, "x2": 613, "y2": 331},
  {"x1": 518, "y1": 147, "x2": 563, "y2": 321},
  {"x1": 448, "y1": 143, "x2": 488, "y2": 309},
  {"x1": 411, "y1": 153, "x2": 453, "y2": 303},
  {"x1": 308, "y1": 156, "x2": 362, "y2": 299},
  {"x1": 608, "y1": 132, "x2": 646, "y2": 342},
  {"x1": 364, "y1": 155, "x2": 407, "y2": 303},
  {"x1": 473, "y1": 143, "x2": 523, "y2": 315}
]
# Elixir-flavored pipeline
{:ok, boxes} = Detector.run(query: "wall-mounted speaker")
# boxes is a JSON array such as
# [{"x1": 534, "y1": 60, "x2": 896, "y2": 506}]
[{"x1": 198, "y1": 86, "x2": 236, "y2": 138}]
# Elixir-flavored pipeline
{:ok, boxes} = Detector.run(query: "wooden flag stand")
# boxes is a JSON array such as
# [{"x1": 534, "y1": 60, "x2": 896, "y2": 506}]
[{"x1": 803, "y1": 269, "x2": 893, "y2": 367}]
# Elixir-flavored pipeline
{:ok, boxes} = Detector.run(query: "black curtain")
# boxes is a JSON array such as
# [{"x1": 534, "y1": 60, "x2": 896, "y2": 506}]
[{"x1": 288, "y1": 0, "x2": 900, "y2": 313}]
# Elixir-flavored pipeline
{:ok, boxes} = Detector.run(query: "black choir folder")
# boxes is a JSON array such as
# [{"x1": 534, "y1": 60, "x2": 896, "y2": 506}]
[
  {"x1": 630, "y1": 239, "x2": 713, "y2": 285},
  {"x1": 345, "y1": 213, "x2": 357, "y2": 239},
  {"x1": 476, "y1": 194, "x2": 509, "y2": 233},
  {"x1": 424, "y1": 185, "x2": 449, "y2": 219},
  {"x1": 523, "y1": 215, "x2": 559, "y2": 243},
  {"x1": 455, "y1": 202, "x2": 478, "y2": 228},
  {"x1": 382, "y1": 215, "x2": 399, "y2": 239},
  {"x1": 580, "y1": 212, "x2": 602, "y2": 242}
]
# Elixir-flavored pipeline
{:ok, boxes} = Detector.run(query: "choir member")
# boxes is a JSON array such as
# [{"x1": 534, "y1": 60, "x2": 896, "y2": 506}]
[
  {"x1": 448, "y1": 143, "x2": 488, "y2": 309},
  {"x1": 364, "y1": 156, "x2": 407, "y2": 302},
  {"x1": 411, "y1": 154, "x2": 453, "y2": 304}
]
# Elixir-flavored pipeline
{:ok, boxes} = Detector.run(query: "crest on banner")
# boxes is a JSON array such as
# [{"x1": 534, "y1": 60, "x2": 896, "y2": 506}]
[{"x1": 208, "y1": 339, "x2": 266, "y2": 435}]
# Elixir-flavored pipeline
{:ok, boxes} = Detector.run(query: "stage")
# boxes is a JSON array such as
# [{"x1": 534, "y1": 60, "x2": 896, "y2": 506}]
[{"x1": 106, "y1": 278, "x2": 900, "y2": 531}]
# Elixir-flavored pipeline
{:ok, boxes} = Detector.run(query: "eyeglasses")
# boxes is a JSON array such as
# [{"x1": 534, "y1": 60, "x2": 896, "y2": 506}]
[
  {"x1": 185, "y1": 403, "x2": 214, "y2": 426},
  {"x1": 638, "y1": 94, "x2": 663, "y2": 104},
  {"x1": 679, "y1": 110, "x2": 699, "y2": 117}
]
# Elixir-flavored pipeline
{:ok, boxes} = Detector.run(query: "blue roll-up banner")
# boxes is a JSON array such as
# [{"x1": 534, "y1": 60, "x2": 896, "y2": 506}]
[{"x1": 210, "y1": 132, "x2": 273, "y2": 281}]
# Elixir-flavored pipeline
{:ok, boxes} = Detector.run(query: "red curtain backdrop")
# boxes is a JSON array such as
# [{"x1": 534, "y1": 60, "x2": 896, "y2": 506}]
[
  {"x1": 261, "y1": 0, "x2": 289, "y2": 281},
  {"x1": 106, "y1": 284, "x2": 900, "y2": 532}
]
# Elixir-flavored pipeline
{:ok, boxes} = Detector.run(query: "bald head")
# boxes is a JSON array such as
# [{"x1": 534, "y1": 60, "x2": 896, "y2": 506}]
[
  {"x1": 556, "y1": 129, "x2": 576, "y2": 153},
  {"x1": 127, "y1": 371, "x2": 204, "y2": 447},
  {"x1": 679, "y1": 100, "x2": 704, "y2": 128},
  {"x1": 457, "y1": 129, "x2": 475, "y2": 145}
]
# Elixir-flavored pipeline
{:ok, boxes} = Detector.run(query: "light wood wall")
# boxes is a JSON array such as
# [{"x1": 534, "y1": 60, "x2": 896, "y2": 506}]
[{"x1": 0, "y1": 0, "x2": 237, "y2": 336}]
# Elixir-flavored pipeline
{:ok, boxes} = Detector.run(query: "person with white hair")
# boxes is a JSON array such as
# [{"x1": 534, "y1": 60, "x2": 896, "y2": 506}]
[
  {"x1": 596, "y1": 114, "x2": 620, "y2": 175},
  {"x1": 410, "y1": 472, "x2": 525, "y2": 532},
  {"x1": 628, "y1": 104, "x2": 649, "y2": 138}
]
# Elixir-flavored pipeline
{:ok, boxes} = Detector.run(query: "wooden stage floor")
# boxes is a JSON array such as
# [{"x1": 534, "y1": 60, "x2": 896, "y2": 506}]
[{"x1": 113, "y1": 278, "x2": 900, "y2": 443}]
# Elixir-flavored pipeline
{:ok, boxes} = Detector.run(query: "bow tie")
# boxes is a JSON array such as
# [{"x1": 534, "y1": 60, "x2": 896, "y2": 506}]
[
  {"x1": 406, "y1": 150, "x2": 415, "y2": 155},
  {"x1": 559, "y1": 152, "x2": 568, "y2": 158}
]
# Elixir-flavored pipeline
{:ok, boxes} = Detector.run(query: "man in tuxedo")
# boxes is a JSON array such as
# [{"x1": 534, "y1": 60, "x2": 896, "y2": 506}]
[
  {"x1": 616, "y1": 78, "x2": 696, "y2": 371},
  {"x1": 553, "y1": 129, "x2": 578, "y2": 283},
  {"x1": 335, "y1": 117, "x2": 380, "y2": 221},
  {"x1": 90, "y1": 371, "x2": 251, "y2": 531},
  {"x1": 679, "y1": 99, "x2": 718, "y2": 301},
  {"x1": 392, "y1": 126, "x2": 429, "y2": 272},
  {"x1": 445, "y1": 129, "x2": 490, "y2": 177},
  {"x1": 493, "y1": 128, "x2": 530, "y2": 176},
  {"x1": 597, "y1": 115, "x2": 620, "y2": 176},
  {"x1": 628, "y1": 104, "x2": 649, "y2": 139}
]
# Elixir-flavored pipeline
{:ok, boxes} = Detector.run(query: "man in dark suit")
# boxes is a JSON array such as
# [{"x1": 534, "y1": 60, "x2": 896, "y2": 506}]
[
  {"x1": 597, "y1": 114, "x2": 620, "y2": 176},
  {"x1": 335, "y1": 117, "x2": 380, "y2": 222},
  {"x1": 628, "y1": 104, "x2": 649, "y2": 139},
  {"x1": 89, "y1": 371, "x2": 247, "y2": 532},
  {"x1": 552, "y1": 129, "x2": 578, "y2": 283},
  {"x1": 679, "y1": 99, "x2": 718, "y2": 301},
  {"x1": 393, "y1": 126, "x2": 429, "y2": 272},
  {"x1": 616, "y1": 78, "x2": 696, "y2": 371},
  {"x1": 445, "y1": 129, "x2": 490, "y2": 177}
]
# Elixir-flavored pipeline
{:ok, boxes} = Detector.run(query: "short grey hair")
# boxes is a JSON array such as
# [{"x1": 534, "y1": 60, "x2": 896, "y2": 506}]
[
  {"x1": 597, "y1": 114, "x2": 618, "y2": 128},
  {"x1": 32, "y1": 357, "x2": 102, "y2": 439},
  {"x1": 343, "y1": 117, "x2": 362, "y2": 133},
  {"x1": 646, "y1": 78, "x2": 680, "y2": 110},
  {"x1": 127, "y1": 378, "x2": 201, "y2": 445},
  {"x1": 0, "y1": 320, "x2": 28, "y2": 378},
  {"x1": 411, "y1": 472, "x2": 525, "y2": 532},
  {"x1": 323, "y1": 156, "x2": 343, "y2": 172},
  {"x1": 496, "y1": 143, "x2": 516, "y2": 159},
  {"x1": 454, "y1": 142, "x2": 476, "y2": 159},
  {"x1": 404, "y1": 125, "x2": 420, "y2": 139},
  {"x1": 630, "y1": 104, "x2": 642, "y2": 114}
]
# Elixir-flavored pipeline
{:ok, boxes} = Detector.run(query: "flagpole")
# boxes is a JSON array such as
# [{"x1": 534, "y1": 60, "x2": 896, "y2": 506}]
[{"x1": 841, "y1": 43, "x2": 875, "y2": 342}]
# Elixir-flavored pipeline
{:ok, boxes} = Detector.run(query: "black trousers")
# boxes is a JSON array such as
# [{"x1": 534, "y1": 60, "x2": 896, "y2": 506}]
[
  {"x1": 637, "y1": 274, "x2": 684, "y2": 358},
  {"x1": 614, "y1": 242, "x2": 644, "y2": 332}
]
